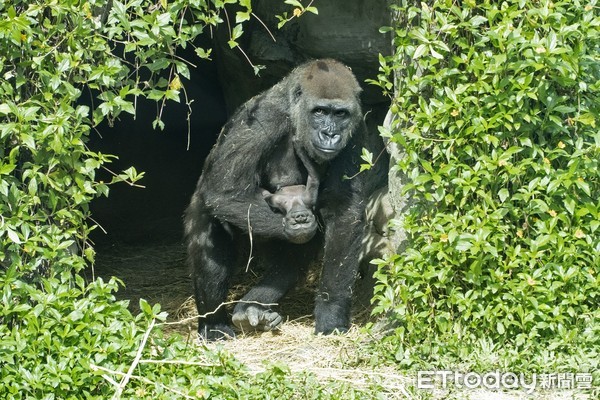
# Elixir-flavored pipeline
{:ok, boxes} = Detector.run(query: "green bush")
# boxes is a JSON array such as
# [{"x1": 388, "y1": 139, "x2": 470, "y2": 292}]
[
  {"x1": 1, "y1": 1, "x2": 371, "y2": 398},
  {"x1": 372, "y1": 0, "x2": 600, "y2": 372},
  {"x1": 1, "y1": 269, "x2": 370, "y2": 399}
]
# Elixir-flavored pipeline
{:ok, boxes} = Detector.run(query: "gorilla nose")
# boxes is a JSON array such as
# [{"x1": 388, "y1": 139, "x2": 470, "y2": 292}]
[
  {"x1": 319, "y1": 129, "x2": 339, "y2": 140},
  {"x1": 291, "y1": 210, "x2": 310, "y2": 224}
]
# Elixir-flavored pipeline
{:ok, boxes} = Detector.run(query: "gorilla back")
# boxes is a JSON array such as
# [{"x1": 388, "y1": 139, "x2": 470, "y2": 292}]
[{"x1": 184, "y1": 59, "x2": 377, "y2": 340}]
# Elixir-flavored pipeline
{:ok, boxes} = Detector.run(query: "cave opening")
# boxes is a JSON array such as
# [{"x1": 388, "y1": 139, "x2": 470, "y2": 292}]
[
  {"x1": 89, "y1": 55, "x2": 227, "y2": 247},
  {"x1": 85, "y1": 43, "x2": 236, "y2": 316},
  {"x1": 85, "y1": 2, "x2": 393, "y2": 322}
]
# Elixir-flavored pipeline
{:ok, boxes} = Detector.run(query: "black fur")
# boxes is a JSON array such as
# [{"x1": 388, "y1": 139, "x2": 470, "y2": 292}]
[{"x1": 184, "y1": 59, "x2": 379, "y2": 340}]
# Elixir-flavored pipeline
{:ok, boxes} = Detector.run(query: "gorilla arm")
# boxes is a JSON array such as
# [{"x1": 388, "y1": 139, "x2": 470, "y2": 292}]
[
  {"x1": 313, "y1": 145, "x2": 367, "y2": 334},
  {"x1": 198, "y1": 97, "x2": 299, "y2": 241},
  {"x1": 315, "y1": 195, "x2": 363, "y2": 334}
]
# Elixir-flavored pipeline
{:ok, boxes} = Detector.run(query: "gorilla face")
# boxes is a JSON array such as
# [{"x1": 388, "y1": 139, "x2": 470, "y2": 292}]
[
  {"x1": 296, "y1": 97, "x2": 360, "y2": 164},
  {"x1": 309, "y1": 101, "x2": 354, "y2": 159},
  {"x1": 289, "y1": 60, "x2": 363, "y2": 164}
]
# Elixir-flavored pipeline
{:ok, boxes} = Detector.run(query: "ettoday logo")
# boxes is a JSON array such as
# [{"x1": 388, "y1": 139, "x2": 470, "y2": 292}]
[{"x1": 417, "y1": 371, "x2": 594, "y2": 393}]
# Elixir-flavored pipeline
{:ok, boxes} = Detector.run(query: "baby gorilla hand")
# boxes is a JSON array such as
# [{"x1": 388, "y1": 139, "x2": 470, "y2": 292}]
[{"x1": 232, "y1": 303, "x2": 283, "y2": 332}]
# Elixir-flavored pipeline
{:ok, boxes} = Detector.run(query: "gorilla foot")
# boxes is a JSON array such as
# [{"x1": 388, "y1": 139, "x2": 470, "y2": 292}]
[
  {"x1": 314, "y1": 298, "x2": 351, "y2": 335},
  {"x1": 198, "y1": 322, "x2": 235, "y2": 341},
  {"x1": 232, "y1": 303, "x2": 283, "y2": 333},
  {"x1": 315, "y1": 325, "x2": 349, "y2": 336}
]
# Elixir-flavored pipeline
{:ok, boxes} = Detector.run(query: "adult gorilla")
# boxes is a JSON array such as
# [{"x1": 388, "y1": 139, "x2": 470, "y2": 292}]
[{"x1": 184, "y1": 59, "x2": 381, "y2": 340}]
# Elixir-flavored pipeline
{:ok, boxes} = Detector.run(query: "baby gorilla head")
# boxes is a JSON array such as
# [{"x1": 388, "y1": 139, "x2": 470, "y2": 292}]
[{"x1": 262, "y1": 185, "x2": 317, "y2": 244}]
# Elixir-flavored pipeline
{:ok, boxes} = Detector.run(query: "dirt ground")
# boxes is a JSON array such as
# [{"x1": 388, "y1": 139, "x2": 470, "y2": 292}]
[
  {"x1": 90, "y1": 241, "x2": 376, "y2": 332},
  {"x1": 91, "y1": 241, "x2": 593, "y2": 400},
  {"x1": 90, "y1": 240, "x2": 413, "y2": 397}
]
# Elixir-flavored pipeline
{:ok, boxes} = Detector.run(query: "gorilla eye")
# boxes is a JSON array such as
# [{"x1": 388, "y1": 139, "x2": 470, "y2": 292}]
[
  {"x1": 313, "y1": 108, "x2": 327, "y2": 116},
  {"x1": 334, "y1": 110, "x2": 349, "y2": 118}
]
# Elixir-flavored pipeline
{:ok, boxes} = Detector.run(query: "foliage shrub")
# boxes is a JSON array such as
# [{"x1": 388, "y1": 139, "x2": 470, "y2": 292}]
[
  {"x1": 372, "y1": 0, "x2": 600, "y2": 372},
  {"x1": 0, "y1": 0, "x2": 365, "y2": 398}
]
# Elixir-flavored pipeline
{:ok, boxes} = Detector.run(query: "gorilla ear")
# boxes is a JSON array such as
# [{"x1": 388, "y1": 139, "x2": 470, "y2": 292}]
[
  {"x1": 261, "y1": 189, "x2": 272, "y2": 200},
  {"x1": 262, "y1": 192, "x2": 278, "y2": 210}
]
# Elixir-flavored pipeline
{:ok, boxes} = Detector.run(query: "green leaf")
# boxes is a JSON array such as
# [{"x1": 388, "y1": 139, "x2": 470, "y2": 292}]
[
  {"x1": 0, "y1": 103, "x2": 11, "y2": 115},
  {"x1": 469, "y1": 16, "x2": 488, "y2": 26},
  {"x1": 497, "y1": 321, "x2": 505, "y2": 335},
  {"x1": 430, "y1": 46, "x2": 444, "y2": 60},
  {"x1": 231, "y1": 24, "x2": 243, "y2": 41},
  {"x1": 575, "y1": 180, "x2": 591, "y2": 196},
  {"x1": 576, "y1": 113, "x2": 596, "y2": 127},
  {"x1": 0, "y1": 161, "x2": 15, "y2": 176},
  {"x1": 455, "y1": 240, "x2": 472, "y2": 252},
  {"x1": 413, "y1": 44, "x2": 428, "y2": 59},
  {"x1": 20, "y1": 134, "x2": 36, "y2": 150},
  {"x1": 498, "y1": 188, "x2": 509, "y2": 203},
  {"x1": 564, "y1": 197, "x2": 576, "y2": 215},
  {"x1": 68, "y1": 310, "x2": 84, "y2": 322},
  {"x1": 195, "y1": 47, "x2": 212, "y2": 60},
  {"x1": 139, "y1": 298, "x2": 153, "y2": 317},
  {"x1": 284, "y1": 0, "x2": 303, "y2": 7},
  {"x1": 553, "y1": 105, "x2": 576, "y2": 113},
  {"x1": 236, "y1": 11, "x2": 250, "y2": 23},
  {"x1": 7, "y1": 229, "x2": 21, "y2": 244},
  {"x1": 361, "y1": 148, "x2": 374, "y2": 165}
]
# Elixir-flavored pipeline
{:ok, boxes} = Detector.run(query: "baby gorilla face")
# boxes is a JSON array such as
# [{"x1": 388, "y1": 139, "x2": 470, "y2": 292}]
[{"x1": 262, "y1": 185, "x2": 318, "y2": 244}]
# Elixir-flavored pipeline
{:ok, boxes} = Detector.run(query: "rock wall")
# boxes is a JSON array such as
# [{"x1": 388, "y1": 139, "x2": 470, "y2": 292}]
[{"x1": 213, "y1": 0, "x2": 392, "y2": 112}]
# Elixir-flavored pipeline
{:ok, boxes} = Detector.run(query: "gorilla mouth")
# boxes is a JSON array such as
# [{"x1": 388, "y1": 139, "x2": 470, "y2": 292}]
[
  {"x1": 289, "y1": 221, "x2": 316, "y2": 229},
  {"x1": 315, "y1": 145, "x2": 339, "y2": 154},
  {"x1": 286, "y1": 224, "x2": 317, "y2": 244}
]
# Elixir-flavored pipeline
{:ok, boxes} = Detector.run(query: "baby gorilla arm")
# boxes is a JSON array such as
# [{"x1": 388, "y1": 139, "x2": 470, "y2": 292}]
[{"x1": 293, "y1": 136, "x2": 320, "y2": 206}]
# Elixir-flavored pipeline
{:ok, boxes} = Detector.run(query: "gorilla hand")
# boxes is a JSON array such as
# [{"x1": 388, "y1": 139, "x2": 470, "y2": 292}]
[{"x1": 232, "y1": 303, "x2": 283, "y2": 332}]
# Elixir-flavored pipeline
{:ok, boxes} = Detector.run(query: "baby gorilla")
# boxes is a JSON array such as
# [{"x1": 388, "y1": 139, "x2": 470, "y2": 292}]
[
  {"x1": 261, "y1": 176, "x2": 318, "y2": 245},
  {"x1": 260, "y1": 140, "x2": 321, "y2": 245}
]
